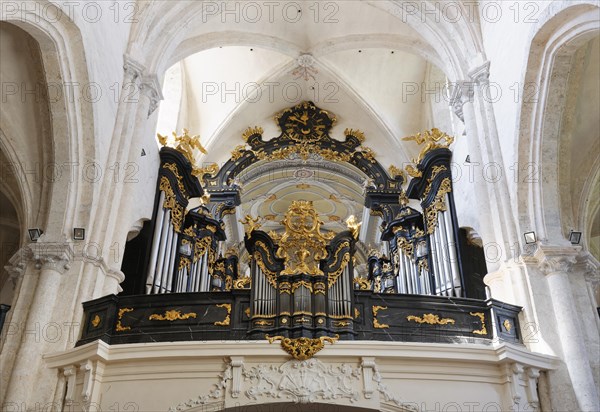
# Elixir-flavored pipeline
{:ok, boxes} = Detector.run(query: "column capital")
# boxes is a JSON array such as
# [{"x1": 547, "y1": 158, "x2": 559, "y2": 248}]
[
  {"x1": 123, "y1": 54, "x2": 146, "y2": 82},
  {"x1": 533, "y1": 244, "x2": 580, "y2": 275},
  {"x1": 448, "y1": 81, "x2": 475, "y2": 120},
  {"x1": 140, "y1": 73, "x2": 164, "y2": 117},
  {"x1": 468, "y1": 60, "x2": 491, "y2": 85},
  {"x1": 29, "y1": 242, "x2": 74, "y2": 273}
]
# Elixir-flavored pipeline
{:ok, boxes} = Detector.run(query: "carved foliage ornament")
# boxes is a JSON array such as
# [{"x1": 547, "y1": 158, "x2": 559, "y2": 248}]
[
  {"x1": 149, "y1": 309, "x2": 197, "y2": 321},
  {"x1": 244, "y1": 357, "x2": 359, "y2": 404},
  {"x1": 402, "y1": 128, "x2": 454, "y2": 165},
  {"x1": 170, "y1": 358, "x2": 417, "y2": 411},
  {"x1": 424, "y1": 178, "x2": 452, "y2": 234},
  {"x1": 276, "y1": 201, "x2": 333, "y2": 276},
  {"x1": 230, "y1": 102, "x2": 376, "y2": 164},
  {"x1": 266, "y1": 334, "x2": 339, "y2": 360},
  {"x1": 406, "y1": 313, "x2": 455, "y2": 325}
]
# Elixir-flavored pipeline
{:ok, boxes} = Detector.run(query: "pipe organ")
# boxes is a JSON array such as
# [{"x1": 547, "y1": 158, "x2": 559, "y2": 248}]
[
  {"x1": 144, "y1": 142, "x2": 225, "y2": 295},
  {"x1": 96, "y1": 102, "x2": 521, "y2": 349},
  {"x1": 243, "y1": 201, "x2": 357, "y2": 339}
]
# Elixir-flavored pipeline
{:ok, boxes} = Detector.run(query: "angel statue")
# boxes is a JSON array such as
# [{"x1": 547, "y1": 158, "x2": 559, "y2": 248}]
[
  {"x1": 157, "y1": 129, "x2": 207, "y2": 165},
  {"x1": 402, "y1": 128, "x2": 454, "y2": 164}
]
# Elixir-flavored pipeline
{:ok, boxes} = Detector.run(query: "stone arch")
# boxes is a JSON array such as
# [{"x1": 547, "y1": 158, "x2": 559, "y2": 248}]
[
  {"x1": 516, "y1": 2, "x2": 600, "y2": 244},
  {"x1": 2, "y1": 4, "x2": 96, "y2": 241}
]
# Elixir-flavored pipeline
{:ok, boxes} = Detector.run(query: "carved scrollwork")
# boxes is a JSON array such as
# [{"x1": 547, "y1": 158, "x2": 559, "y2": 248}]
[
  {"x1": 115, "y1": 308, "x2": 133, "y2": 332},
  {"x1": 372, "y1": 306, "x2": 389, "y2": 329},
  {"x1": 470, "y1": 312, "x2": 487, "y2": 335},
  {"x1": 243, "y1": 357, "x2": 358, "y2": 404},
  {"x1": 214, "y1": 303, "x2": 232, "y2": 326},
  {"x1": 148, "y1": 309, "x2": 197, "y2": 321},
  {"x1": 406, "y1": 313, "x2": 455, "y2": 325},
  {"x1": 265, "y1": 335, "x2": 339, "y2": 360}
]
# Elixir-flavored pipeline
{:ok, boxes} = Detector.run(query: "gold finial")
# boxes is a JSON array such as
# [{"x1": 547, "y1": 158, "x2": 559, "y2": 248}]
[
  {"x1": 160, "y1": 129, "x2": 208, "y2": 166},
  {"x1": 157, "y1": 133, "x2": 168, "y2": 146},
  {"x1": 402, "y1": 128, "x2": 454, "y2": 165},
  {"x1": 399, "y1": 191, "x2": 409, "y2": 207},
  {"x1": 239, "y1": 215, "x2": 261, "y2": 237},
  {"x1": 388, "y1": 165, "x2": 405, "y2": 180},
  {"x1": 192, "y1": 163, "x2": 219, "y2": 180},
  {"x1": 199, "y1": 193, "x2": 211, "y2": 205},
  {"x1": 344, "y1": 128, "x2": 365, "y2": 143},
  {"x1": 242, "y1": 126, "x2": 264, "y2": 142},
  {"x1": 345, "y1": 215, "x2": 362, "y2": 239}
]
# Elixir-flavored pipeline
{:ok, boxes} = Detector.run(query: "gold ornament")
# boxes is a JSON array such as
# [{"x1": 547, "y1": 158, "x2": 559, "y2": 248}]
[
  {"x1": 470, "y1": 312, "x2": 487, "y2": 335},
  {"x1": 266, "y1": 334, "x2": 339, "y2": 360},
  {"x1": 214, "y1": 303, "x2": 232, "y2": 326},
  {"x1": 149, "y1": 309, "x2": 197, "y2": 321},
  {"x1": 276, "y1": 201, "x2": 333, "y2": 276},
  {"x1": 115, "y1": 308, "x2": 133, "y2": 332},
  {"x1": 402, "y1": 128, "x2": 454, "y2": 164},
  {"x1": 372, "y1": 306, "x2": 389, "y2": 329},
  {"x1": 406, "y1": 313, "x2": 455, "y2": 325}
]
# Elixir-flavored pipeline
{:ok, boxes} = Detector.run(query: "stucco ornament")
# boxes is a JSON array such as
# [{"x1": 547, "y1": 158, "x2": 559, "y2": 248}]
[{"x1": 243, "y1": 358, "x2": 360, "y2": 403}]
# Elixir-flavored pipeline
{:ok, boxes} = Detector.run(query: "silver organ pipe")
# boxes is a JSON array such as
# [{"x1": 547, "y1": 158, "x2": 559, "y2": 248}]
[
  {"x1": 150, "y1": 209, "x2": 172, "y2": 294},
  {"x1": 438, "y1": 210, "x2": 456, "y2": 296},
  {"x1": 154, "y1": 212, "x2": 172, "y2": 294},
  {"x1": 344, "y1": 265, "x2": 351, "y2": 315},
  {"x1": 432, "y1": 229, "x2": 446, "y2": 295},
  {"x1": 145, "y1": 192, "x2": 166, "y2": 293},
  {"x1": 443, "y1": 195, "x2": 462, "y2": 296},
  {"x1": 165, "y1": 232, "x2": 178, "y2": 293},
  {"x1": 250, "y1": 259, "x2": 276, "y2": 318}
]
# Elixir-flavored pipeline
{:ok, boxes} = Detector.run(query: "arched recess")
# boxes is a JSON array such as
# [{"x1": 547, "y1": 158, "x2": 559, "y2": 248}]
[
  {"x1": 2, "y1": 6, "x2": 96, "y2": 242},
  {"x1": 516, "y1": 2, "x2": 600, "y2": 246}
]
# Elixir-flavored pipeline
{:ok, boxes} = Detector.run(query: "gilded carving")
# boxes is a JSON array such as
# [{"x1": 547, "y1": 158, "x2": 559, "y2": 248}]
[
  {"x1": 503, "y1": 319, "x2": 512, "y2": 332},
  {"x1": 91, "y1": 314, "x2": 101, "y2": 328},
  {"x1": 406, "y1": 313, "x2": 455, "y2": 325},
  {"x1": 239, "y1": 215, "x2": 261, "y2": 238},
  {"x1": 291, "y1": 280, "x2": 313, "y2": 293},
  {"x1": 149, "y1": 309, "x2": 197, "y2": 321},
  {"x1": 276, "y1": 201, "x2": 333, "y2": 276},
  {"x1": 233, "y1": 276, "x2": 251, "y2": 289},
  {"x1": 159, "y1": 176, "x2": 185, "y2": 233},
  {"x1": 327, "y1": 242, "x2": 351, "y2": 288},
  {"x1": 353, "y1": 277, "x2": 371, "y2": 290},
  {"x1": 425, "y1": 178, "x2": 452, "y2": 234},
  {"x1": 345, "y1": 215, "x2": 361, "y2": 239},
  {"x1": 266, "y1": 334, "x2": 339, "y2": 360},
  {"x1": 344, "y1": 128, "x2": 365, "y2": 143},
  {"x1": 402, "y1": 128, "x2": 454, "y2": 164},
  {"x1": 372, "y1": 306, "x2": 389, "y2": 329},
  {"x1": 115, "y1": 308, "x2": 133, "y2": 332},
  {"x1": 470, "y1": 312, "x2": 487, "y2": 335},
  {"x1": 215, "y1": 303, "x2": 232, "y2": 326},
  {"x1": 242, "y1": 126, "x2": 264, "y2": 142},
  {"x1": 388, "y1": 165, "x2": 405, "y2": 180}
]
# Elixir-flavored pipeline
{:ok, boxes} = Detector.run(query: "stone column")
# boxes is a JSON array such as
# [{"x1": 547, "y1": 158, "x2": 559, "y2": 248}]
[
  {"x1": 535, "y1": 246, "x2": 600, "y2": 412},
  {"x1": 450, "y1": 80, "x2": 501, "y2": 262},
  {"x1": 2, "y1": 242, "x2": 74, "y2": 406},
  {"x1": 469, "y1": 62, "x2": 519, "y2": 255}
]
